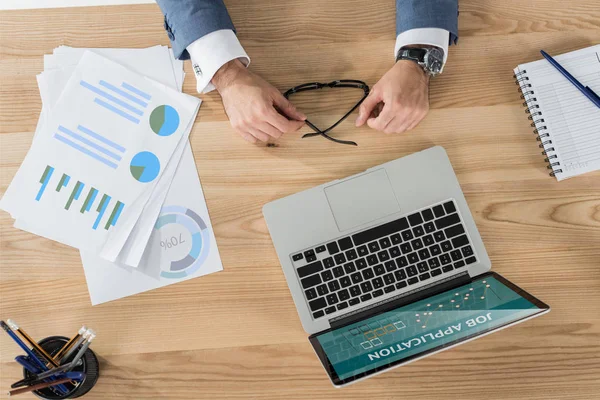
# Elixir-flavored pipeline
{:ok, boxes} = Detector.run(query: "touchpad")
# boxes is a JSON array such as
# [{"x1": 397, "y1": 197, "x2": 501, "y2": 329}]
[{"x1": 325, "y1": 169, "x2": 400, "y2": 232}]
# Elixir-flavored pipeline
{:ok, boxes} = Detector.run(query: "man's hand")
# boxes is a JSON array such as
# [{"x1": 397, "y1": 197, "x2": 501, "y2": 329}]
[
  {"x1": 355, "y1": 60, "x2": 430, "y2": 134},
  {"x1": 212, "y1": 59, "x2": 306, "y2": 143}
]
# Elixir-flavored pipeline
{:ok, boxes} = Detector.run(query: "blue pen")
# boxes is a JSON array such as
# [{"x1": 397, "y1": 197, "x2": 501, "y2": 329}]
[
  {"x1": 15, "y1": 355, "x2": 41, "y2": 374},
  {"x1": 540, "y1": 50, "x2": 600, "y2": 108}
]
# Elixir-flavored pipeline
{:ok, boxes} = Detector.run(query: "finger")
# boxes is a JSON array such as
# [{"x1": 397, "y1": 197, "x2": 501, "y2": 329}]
[
  {"x1": 267, "y1": 109, "x2": 305, "y2": 133},
  {"x1": 405, "y1": 110, "x2": 427, "y2": 132},
  {"x1": 272, "y1": 93, "x2": 306, "y2": 121},
  {"x1": 239, "y1": 132, "x2": 258, "y2": 143},
  {"x1": 248, "y1": 127, "x2": 270, "y2": 143},
  {"x1": 258, "y1": 121, "x2": 283, "y2": 139},
  {"x1": 356, "y1": 91, "x2": 382, "y2": 127},
  {"x1": 367, "y1": 105, "x2": 395, "y2": 132}
]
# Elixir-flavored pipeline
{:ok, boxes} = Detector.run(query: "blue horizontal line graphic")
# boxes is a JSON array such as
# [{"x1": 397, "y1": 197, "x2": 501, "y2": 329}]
[
  {"x1": 54, "y1": 134, "x2": 118, "y2": 169},
  {"x1": 94, "y1": 98, "x2": 140, "y2": 124},
  {"x1": 58, "y1": 126, "x2": 122, "y2": 161},
  {"x1": 77, "y1": 125, "x2": 126, "y2": 153},
  {"x1": 80, "y1": 80, "x2": 143, "y2": 116},
  {"x1": 99, "y1": 80, "x2": 148, "y2": 108},
  {"x1": 121, "y1": 82, "x2": 152, "y2": 101}
]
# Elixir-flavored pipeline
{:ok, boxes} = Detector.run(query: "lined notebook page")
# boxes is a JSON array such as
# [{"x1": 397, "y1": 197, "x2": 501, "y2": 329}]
[{"x1": 514, "y1": 45, "x2": 600, "y2": 181}]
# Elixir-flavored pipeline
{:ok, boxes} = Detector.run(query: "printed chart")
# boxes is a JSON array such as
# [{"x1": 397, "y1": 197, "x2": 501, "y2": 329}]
[
  {"x1": 129, "y1": 151, "x2": 160, "y2": 183},
  {"x1": 80, "y1": 79, "x2": 152, "y2": 124},
  {"x1": 53, "y1": 125, "x2": 126, "y2": 169},
  {"x1": 150, "y1": 105, "x2": 180, "y2": 136}
]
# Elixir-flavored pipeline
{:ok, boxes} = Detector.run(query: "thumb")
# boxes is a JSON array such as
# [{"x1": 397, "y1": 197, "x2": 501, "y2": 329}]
[
  {"x1": 356, "y1": 91, "x2": 381, "y2": 127},
  {"x1": 273, "y1": 94, "x2": 306, "y2": 121}
]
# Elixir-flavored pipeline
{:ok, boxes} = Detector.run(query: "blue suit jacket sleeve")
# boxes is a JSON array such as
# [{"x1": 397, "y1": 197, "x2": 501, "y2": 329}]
[
  {"x1": 396, "y1": 0, "x2": 459, "y2": 45},
  {"x1": 155, "y1": 0, "x2": 236, "y2": 60}
]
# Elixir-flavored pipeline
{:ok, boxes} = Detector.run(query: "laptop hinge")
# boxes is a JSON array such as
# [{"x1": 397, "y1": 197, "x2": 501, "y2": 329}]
[{"x1": 329, "y1": 272, "x2": 471, "y2": 330}]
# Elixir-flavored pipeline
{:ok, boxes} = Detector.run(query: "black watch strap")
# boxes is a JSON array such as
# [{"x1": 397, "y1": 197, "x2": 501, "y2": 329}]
[{"x1": 396, "y1": 48, "x2": 427, "y2": 63}]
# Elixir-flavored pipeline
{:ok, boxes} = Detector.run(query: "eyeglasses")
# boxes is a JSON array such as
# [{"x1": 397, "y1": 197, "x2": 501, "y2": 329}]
[{"x1": 283, "y1": 80, "x2": 370, "y2": 146}]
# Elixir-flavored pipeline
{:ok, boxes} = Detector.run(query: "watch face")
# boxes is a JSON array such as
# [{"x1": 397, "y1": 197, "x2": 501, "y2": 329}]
[{"x1": 425, "y1": 48, "x2": 444, "y2": 75}]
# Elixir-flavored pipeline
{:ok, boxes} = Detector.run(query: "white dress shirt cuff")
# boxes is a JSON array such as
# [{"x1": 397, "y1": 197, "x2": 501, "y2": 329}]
[
  {"x1": 187, "y1": 29, "x2": 250, "y2": 94},
  {"x1": 394, "y1": 28, "x2": 450, "y2": 73}
]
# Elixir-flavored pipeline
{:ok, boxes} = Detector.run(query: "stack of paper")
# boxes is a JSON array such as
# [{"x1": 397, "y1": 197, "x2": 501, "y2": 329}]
[{"x1": 0, "y1": 46, "x2": 223, "y2": 304}]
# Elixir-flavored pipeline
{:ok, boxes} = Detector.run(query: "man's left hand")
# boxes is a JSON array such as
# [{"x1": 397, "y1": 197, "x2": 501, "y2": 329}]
[{"x1": 355, "y1": 60, "x2": 430, "y2": 134}]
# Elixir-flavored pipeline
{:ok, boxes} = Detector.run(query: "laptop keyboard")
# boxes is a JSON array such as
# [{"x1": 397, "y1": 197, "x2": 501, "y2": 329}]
[{"x1": 291, "y1": 199, "x2": 477, "y2": 321}]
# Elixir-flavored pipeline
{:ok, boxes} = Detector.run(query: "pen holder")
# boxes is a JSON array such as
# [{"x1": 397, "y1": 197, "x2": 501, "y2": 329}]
[{"x1": 22, "y1": 336, "x2": 100, "y2": 399}]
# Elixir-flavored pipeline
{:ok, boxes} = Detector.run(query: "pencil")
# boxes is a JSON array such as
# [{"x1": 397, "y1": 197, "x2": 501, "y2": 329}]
[
  {"x1": 53, "y1": 326, "x2": 87, "y2": 362},
  {"x1": 6, "y1": 320, "x2": 59, "y2": 368},
  {"x1": 7, "y1": 377, "x2": 72, "y2": 397}
]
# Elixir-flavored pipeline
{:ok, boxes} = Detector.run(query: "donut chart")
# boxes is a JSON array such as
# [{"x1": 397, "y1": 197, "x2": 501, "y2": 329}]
[
  {"x1": 149, "y1": 105, "x2": 180, "y2": 137},
  {"x1": 154, "y1": 205, "x2": 211, "y2": 279}
]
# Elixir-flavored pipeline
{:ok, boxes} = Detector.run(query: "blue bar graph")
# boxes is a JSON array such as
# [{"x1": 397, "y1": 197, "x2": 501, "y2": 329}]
[
  {"x1": 86, "y1": 189, "x2": 98, "y2": 212},
  {"x1": 77, "y1": 125, "x2": 126, "y2": 153},
  {"x1": 93, "y1": 194, "x2": 112, "y2": 230},
  {"x1": 54, "y1": 133, "x2": 118, "y2": 169},
  {"x1": 36, "y1": 165, "x2": 54, "y2": 201},
  {"x1": 58, "y1": 126, "x2": 122, "y2": 161},
  {"x1": 94, "y1": 99, "x2": 140, "y2": 124},
  {"x1": 122, "y1": 82, "x2": 152, "y2": 101},
  {"x1": 80, "y1": 81, "x2": 143, "y2": 115},
  {"x1": 111, "y1": 202, "x2": 124, "y2": 226},
  {"x1": 99, "y1": 80, "x2": 148, "y2": 108}
]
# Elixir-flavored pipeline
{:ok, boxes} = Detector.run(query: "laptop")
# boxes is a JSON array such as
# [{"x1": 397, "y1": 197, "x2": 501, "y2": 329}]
[{"x1": 262, "y1": 146, "x2": 549, "y2": 387}]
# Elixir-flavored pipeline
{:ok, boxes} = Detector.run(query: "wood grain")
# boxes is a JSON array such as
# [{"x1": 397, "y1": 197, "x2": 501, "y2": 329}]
[{"x1": 1, "y1": 1, "x2": 599, "y2": 399}]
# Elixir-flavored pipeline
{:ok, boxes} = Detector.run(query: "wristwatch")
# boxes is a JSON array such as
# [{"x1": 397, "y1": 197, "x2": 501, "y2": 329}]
[{"x1": 396, "y1": 47, "x2": 445, "y2": 77}]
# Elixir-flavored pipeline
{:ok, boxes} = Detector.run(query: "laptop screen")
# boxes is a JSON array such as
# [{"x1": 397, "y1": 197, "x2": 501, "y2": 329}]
[{"x1": 309, "y1": 273, "x2": 548, "y2": 386}]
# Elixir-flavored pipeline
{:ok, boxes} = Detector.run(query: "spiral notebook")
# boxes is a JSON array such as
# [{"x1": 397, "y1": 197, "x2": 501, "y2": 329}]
[{"x1": 514, "y1": 45, "x2": 600, "y2": 181}]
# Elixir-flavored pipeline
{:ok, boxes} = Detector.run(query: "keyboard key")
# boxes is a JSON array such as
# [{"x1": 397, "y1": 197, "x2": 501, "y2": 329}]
[
  {"x1": 383, "y1": 273, "x2": 396, "y2": 285},
  {"x1": 440, "y1": 253, "x2": 452, "y2": 265},
  {"x1": 352, "y1": 217, "x2": 409, "y2": 246},
  {"x1": 360, "y1": 293, "x2": 372, "y2": 302},
  {"x1": 317, "y1": 284, "x2": 328, "y2": 296},
  {"x1": 412, "y1": 226, "x2": 425, "y2": 237},
  {"x1": 304, "y1": 249, "x2": 315, "y2": 259},
  {"x1": 430, "y1": 244, "x2": 442, "y2": 256},
  {"x1": 345, "y1": 249, "x2": 358, "y2": 261},
  {"x1": 309, "y1": 297, "x2": 327, "y2": 311},
  {"x1": 348, "y1": 298, "x2": 360, "y2": 306},
  {"x1": 367, "y1": 255, "x2": 378, "y2": 266},
  {"x1": 407, "y1": 277, "x2": 419, "y2": 285},
  {"x1": 445, "y1": 224, "x2": 465, "y2": 239},
  {"x1": 424, "y1": 222, "x2": 436, "y2": 234},
  {"x1": 325, "y1": 306, "x2": 336, "y2": 314},
  {"x1": 454, "y1": 260, "x2": 466, "y2": 269},
  {"x1": 441, "y1": 241, "x2": 453, "y2": 252},
  {"x1": 321, "y1": 270, "x2": 333, "y2": 282},
  {"x1": 313, "y1": 310, "x2": 324, "y2": 319},
  {"x1": 419, "y1": 273, "x2": 431, "y2": 281},
  {"x1": 433, "y1": 204, "x2": 445, "y2": 217},
  {"x1": 450, "y1": 249, "x2": 462, "y2": 261},
  {"x1": 431, "y1": 268, "x2": 442, "y2": 277},
  {"x1": 305, "y1": 254, "x2": 317, "y2": 262},
  {"x1": 373, "y1": 289, "x2": 384, "y2": 297},
  {"x1": 434, "y1": 231, "x2": 445, "y2": 242},
  {"x1": 293, "y1": 253, "x2": 303, "y2": 261},
  {"x1": 428, "y1": 257, "x2": 440, "y2": 269},
  {"x1": 407, "y1": 252, "x2": 419, "y2": 264},
  {"x1": 391, "y1": 233, "x2": 402, "y2": 244},
  {"x1": 326, "y1": 293, "x2": 339, "y2": 305},
  {"x1": 323, "y1": 257, "x2": 335, "y2": 268},
  {"x1": 396, "y1": 256, "x2": 408, "y2": 268},
  {"x1": 373, "y1": 277, "x2": 384, "y2": 289},
  {"x1": 400, "y1": 243, "x2": 412, "y2": 254},
  {"x1": 394, "y1": 269, "x2": 407, "y2": 281},
  {"x1": 334, "y1": 253, "x2": 346, "y2": 265},
  {"x1": 340, "y1": 276, "x2": 352, "y2": 288},
  {"x1": 389, "y1": 246, "x2": 401, "y2": 258},
  {"x1": 411, "y1": 238, "x2": 424, "y2": 250},
  {"x1": 407, "y1": 265, "x2": 418, "y2": 277},
  {"x1": 379, "y1": 237, "x2": 391, "y2": 248},
  {"x1": 408, "y1": 212, "x2": 424, "y2": 226},
  {"x1": 301, "y1": 274, "x2": 321, "y2": 289},
  {"x1": 417, "y1": 262, "x2": 429, "y2": 273},
  {"x1": 338, "y1": 237, "x2": 353, "y2": 251},
  {"x1": 423, "y1": 234, "x2": 434, "y2": 246},
  {"x1": 422, "y1": 208, "x2": 434, "y2": 221},
  {"x1": 338, "y1": 289, "x2": 350, "y2": 301},
  {"x1": 396, "y1": 280, "x2": 408, "y2": 289},
  {"x1": 328, "y1": 280, "x2": 341, "y2": 292},
  {"x1": 357, "y1": 245, "x2": 369, "y2": 257},
  {"x1": 326, "y1": 241, "x2": 340, "y2": 255},
  {"x1": 465, "y1": 256, "x2": 477, "y2": 265},
  {"x1": 435, "y1": 213, "x2": 460, "y2": 230},
  {"x1": 344, "y1": 263, "x2": 356, "y2": 274},
  {"x1": 316, "y1": 245, "x2": 326, "y2": 253},
  {"x1": 374, "y1": 264, "x2": 386, "y2": 276},
  {"x1": 401, "y1": 229, "x2": 414, "y2": 241},
  {"x1": 368, "y1": 241, "x2": 380, "y2": 253},
  {"x1": 442, "y1": 264, "x2": 453, "y2": 273},
  {"x1": 356, "y1": 258, "x2": 368, "y2": 269},
  {"x1": 297, "y1": 260, "x2": 323, "y2": 278},
  {"x1": 349, "y1": 285, "x2": 361, "y2": 297},
  {"x1": 337, "y1": 302, "x2": 348, "y2": 310},
  {"x1": 362, "y1": 268, "x2": 375, "y2": 280},
  {"x1": 305, "y1": 288, "x2": 317, "y2": 300},
  {"x1": 384, "y1": 285, "x2": 396, "y2": 293},
  {"x1": 384, "y1": 260, "x2": 397, "y2": 272},
  {"x1": 351, "y1": 272, "x2": 363, "y2": 284},
  {"x1": 360, "y1": 281, "x2": 373, "y2": 293},
  {"x1": 461, "y1": 245, "x2": 474, "y2": 257},
  {"x1": 378, "y1": 250, "x2": 390, "y2": 262},
  {"x1": 452, "y1": 235, "x2": 470, "y2": 249},
  {"x1": 333, "y1": 266, "x2": 344, "y2": 278},
  {"x1": 444, "y1": 201, "x2": 457, "y2": 214}
]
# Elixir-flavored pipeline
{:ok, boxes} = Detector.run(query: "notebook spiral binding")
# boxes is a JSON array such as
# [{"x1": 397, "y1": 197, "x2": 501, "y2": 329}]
[{"x1": 514, "y1": 70, "x2": 563, "y2": 177}]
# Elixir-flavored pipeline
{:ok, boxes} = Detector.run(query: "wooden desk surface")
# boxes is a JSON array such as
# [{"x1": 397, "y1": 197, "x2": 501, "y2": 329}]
[{"x1": 1, "y1": 1, "x2": 599, "y2": 399}]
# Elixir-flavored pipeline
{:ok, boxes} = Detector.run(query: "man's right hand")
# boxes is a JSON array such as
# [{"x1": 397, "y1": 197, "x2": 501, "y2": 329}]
[{"x1": 212, "y1": 59, "x2": 306, "y2": 144}]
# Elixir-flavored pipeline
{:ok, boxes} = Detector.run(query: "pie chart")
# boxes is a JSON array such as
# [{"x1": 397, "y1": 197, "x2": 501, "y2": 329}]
[
  {"x1": 150, "y1": 105, "x2": 180, "y2": 137},
  {"x1": 130, "y1": 151, "x2": 160, "y2": 183}
]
